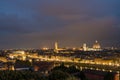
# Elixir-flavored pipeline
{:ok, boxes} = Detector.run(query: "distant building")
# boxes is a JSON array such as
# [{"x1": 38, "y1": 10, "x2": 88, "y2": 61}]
[
  {"x1": 8, "y1": 51, "x2": 27, "y2": 60},
  {"x1": 92, "y1": 40, "x2": 102, "y2": 51},
  {"x1": 53, "y1": 41, "x2": 102, "y2": 52},
  {"x1": 81, "y1": 41, "x2": 102, "y2": 51},
  {"x1": 55, "y1": 42, "x2": 58, "y2": 50},
  {"x1": 83, "y1": 43, "x2": 87, "y2": 51},
  {"x1": 93, "y1": 40, "x2": 101, "y2": 49},
  {"x1": 54, "y1": 42, "x2": 59, "y2": 53},
  {"x1": 54, "y1": 42, "x2": 66, "y2": 53}
]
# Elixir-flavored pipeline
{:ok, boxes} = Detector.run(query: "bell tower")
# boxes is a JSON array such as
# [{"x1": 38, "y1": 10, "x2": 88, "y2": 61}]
[{"x1": 54, "y1": 42, "x2": 58, "y2": 53}]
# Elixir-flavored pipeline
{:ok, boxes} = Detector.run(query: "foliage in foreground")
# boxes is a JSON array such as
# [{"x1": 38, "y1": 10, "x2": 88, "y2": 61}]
[{"x1": 0, "y1": 71, "x2": 46, "y2": 80}]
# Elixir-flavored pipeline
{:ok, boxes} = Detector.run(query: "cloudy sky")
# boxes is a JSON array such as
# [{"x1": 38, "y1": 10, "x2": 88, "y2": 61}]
[{"x1": 0, "y1": 0, "x2": 120, "y2": 49}]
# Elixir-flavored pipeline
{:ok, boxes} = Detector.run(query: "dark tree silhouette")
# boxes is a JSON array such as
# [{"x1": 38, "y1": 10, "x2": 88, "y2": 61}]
[
  {"x1": 49, "y1": 70, "x2": 70, "y2": 80},
  {"x1": 104, "y1": 72, "x2": 114, "y2": 80}
]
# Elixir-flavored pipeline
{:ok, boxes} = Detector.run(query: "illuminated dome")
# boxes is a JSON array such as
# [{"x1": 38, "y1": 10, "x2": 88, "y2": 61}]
[{"x1": 93, "y1": 40, "x2": 101, "y2": 49}]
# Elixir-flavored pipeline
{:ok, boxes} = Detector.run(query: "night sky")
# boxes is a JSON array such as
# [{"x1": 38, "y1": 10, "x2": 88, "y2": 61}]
[{"x1": 0, "y1": 0, "x2": 120, "y2": 49}]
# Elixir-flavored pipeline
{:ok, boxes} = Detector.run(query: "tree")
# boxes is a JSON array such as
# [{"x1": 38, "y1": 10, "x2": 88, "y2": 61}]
[
  {"x1": 104, "y1": 72, "x2": 114, "y2": 80},
  {"x1": 67, "y1": 65, "x2": 80, "y2": 73},
  {"x1": 0, "y1": 71, "x2": 47, "y2": 80},
  {"x1": 75, "y1": 71, "x2": 86, "y2": 80},
  {"x1": 52, "y1": 63, "x2": 68, "y2": 72},
  {"x1": 66, "y1": 75, "x2": 79, "y2": 80},
  {"x1": 49, "y1": 70, "x2": 70, "y2": 80}
]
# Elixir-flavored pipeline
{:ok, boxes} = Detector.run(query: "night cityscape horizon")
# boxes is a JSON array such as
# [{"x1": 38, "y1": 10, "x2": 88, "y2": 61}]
[{"x1": 0, "y1": 40, "x2": 119, "y2": 50}]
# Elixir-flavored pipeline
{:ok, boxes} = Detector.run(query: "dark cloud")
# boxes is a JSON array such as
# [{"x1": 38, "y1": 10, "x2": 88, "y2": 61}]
[{"x1": 0, "y1": 0, "x2": 120, "y2": 49}]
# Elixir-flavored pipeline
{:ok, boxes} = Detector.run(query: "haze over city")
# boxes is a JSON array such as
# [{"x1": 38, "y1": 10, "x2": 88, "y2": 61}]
[{"x1": 0, "y1": 0, "x2": 120, "y2": 49}]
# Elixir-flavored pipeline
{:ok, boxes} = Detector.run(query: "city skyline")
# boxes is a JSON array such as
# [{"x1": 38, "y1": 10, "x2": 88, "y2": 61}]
[
  {"x1": 0, "y1": 40, "x2": 115, "y2": 50},
  {"x1": 0, "y1": 0, "x2": 120, "y2": 49}
]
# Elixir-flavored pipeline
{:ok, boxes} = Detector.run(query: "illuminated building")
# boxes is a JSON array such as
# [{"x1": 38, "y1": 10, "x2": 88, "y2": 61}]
[
  {"x1": 54, "y1": 42, "x2": 66, "y2": 53},
  {"x1": 81, "y1": 41, "x2": 102, "y2": 51},
  {"x1": 53, "y1": 41, "x2": 102, "y2": 52},
  {"x1": 42, "y1": 47, "x2": 49, "y2": 50},
  {"x1": 8, "y1": 51, "x2": 27, "y2": 60},
  {"x1": 0, "y1": 57, "x2": 7, "y2": 62},
  {"x1": 55, "y1": 42, "x2": 58, "y2": 50},
  {"x1": 14, "y1": 51, "x2": 25, "y2": 54},
  {"x1": 83, "y1": 43, "x2": 87, "y2": 51},
  {"x1": 92, "y1": 40, "x2": 102, "y2": 51},
  {"x1": 93, "y1": 40, "x2": 101, "y2": 49},
  {"x1": 54, "y1": 42, "x2": 59, "y2": 53}
]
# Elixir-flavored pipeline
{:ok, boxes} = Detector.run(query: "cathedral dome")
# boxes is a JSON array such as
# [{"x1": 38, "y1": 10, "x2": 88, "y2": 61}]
[{"x1": 93, "y1": 40, "x2": 101, "y2": 49}]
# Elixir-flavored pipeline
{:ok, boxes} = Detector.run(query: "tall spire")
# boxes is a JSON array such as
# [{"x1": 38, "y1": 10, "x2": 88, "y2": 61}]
[
  {"x1": 83, "y1": 43, "x2": 87, "y2": 51},
  {"x1": 55, "y1": 42, "x2": 58, "y2": 50},
  {"x1": 54, "y1": 42, "x2": 58, "y2": 53}
]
